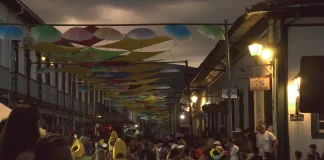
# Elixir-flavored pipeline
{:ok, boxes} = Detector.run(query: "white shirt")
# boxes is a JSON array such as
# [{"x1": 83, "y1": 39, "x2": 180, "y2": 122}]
[
  {"x1": 256, "y1": 131, "x2": 277, "y2": 157},
  {"x1": 230, "y1": 144, "x2": 239, "y2": 160}
]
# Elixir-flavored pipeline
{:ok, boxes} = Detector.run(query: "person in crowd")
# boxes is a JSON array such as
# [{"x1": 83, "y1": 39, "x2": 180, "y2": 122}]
[
  {"x1": 195, "y1": 144, "x2": 204, "y2": 160},
  {"x1": 137, "y1": 140, "x2": 157, "y2": 160},
  {"x1": 307, "y1": 144, "x2": 321, "y2": 160},
  {"x1": 0, "y1": 104, "x2": 41, "y2": 160},
  {"x1": 0, "y1": 118, "x2": 7, "y2": 133},
  {"x1": 180, "y1": 147, "x2": 194, "y2": 160},
  {"x1": 35, "y1": 134, "x2": 72, "y2": 160},
  {"x1": 256, "y1": 122, "x2": 278, "y2": 159},
  {"x1": 168, "y1": 148, "x2": 181, "y2": 160},
  {"x1": 159, "y1": 142, "x2": 169, "y2": 160},
  {"x1": 199, "y1": 148, "x2": 212, "y2": 160},
  {"x1": 295, "y1": 151, "x2": 302, "y2": 160},
  {"x1": 243, "y1": 132, "x2": 255, "y2": 160},
  {"x1": 93, "y1": 148, "x2": 106, "y2": 160},
  {"x1": 228, "y1": 137, "x2": 239, "y2": 160}
]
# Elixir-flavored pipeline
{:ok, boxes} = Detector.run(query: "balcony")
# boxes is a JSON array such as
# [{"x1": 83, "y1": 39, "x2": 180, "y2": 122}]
[{"x1": 0, "y1": 66, "x2": 96, "y2": 117}]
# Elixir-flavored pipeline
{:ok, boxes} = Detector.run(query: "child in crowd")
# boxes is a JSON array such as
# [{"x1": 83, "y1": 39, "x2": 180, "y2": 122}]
[{"x1": 295, "y1": 151, "x2": 302, "y2": 160}]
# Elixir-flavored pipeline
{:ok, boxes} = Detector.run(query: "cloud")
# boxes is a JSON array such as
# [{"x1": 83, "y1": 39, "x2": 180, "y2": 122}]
[{"x1": 22, "y1": 0, "x2": 261, "y2": 67}]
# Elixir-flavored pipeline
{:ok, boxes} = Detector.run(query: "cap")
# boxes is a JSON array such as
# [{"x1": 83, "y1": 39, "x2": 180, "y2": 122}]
[{"x1": 213, "y1": 141, "x2": 221, "y2": 145}]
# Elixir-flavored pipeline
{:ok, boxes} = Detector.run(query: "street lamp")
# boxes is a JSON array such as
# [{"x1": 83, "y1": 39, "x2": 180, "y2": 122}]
[
  {"x1": 191, "y1": 95, "x2": 198, "y2": 103},
  {"x1": 180, "y1": 114, "x2": 185, "y2": 120},
  {"x1": 248, "y1": 43, "x2": 273, "y2": 61},
  {"x1": 41, "y1": 56, "x2": 46, "y2": 61},
  {"x1": 248, "y1": 43, "x2": 263, "y2": 56}
]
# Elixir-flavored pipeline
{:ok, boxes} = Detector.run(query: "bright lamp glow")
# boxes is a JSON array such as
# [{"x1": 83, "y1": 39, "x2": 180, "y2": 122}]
[
  {"x1": 248, "y1": 43, "x2": 263, "y2": 56},
  {"x1": 135, "y1": 124, "x2": 138, "y2": 128},
  {"x1": 261, "y1": 49, "x2": 273, "y2": 61},
  {"x1": 294, "y1": 77, "x2": 301, "y2": 92},
  {"x1": 191, "y1": 95, "x2": 198, "y2": 103},
  {"x1": 180, "y1": 114, "x2": 185, "y2": 119},
  {"x1": 205, "y1": 101, "x2": 210, "y2": 105},
  {"x1": 41, "y1": 56, "x2": 46, "y2": 61}
]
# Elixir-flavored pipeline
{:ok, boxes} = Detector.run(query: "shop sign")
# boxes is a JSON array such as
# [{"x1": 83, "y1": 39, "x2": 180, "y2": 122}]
[
  {"x1": 249, "y1": 76, "x2": 271, "y2": 91},
  {"x1": 290, "y1": 114, "x2": 304, "y2": 121},
  {"x1": 222, "y1": 88, "x2": 237, "y2": 99}
]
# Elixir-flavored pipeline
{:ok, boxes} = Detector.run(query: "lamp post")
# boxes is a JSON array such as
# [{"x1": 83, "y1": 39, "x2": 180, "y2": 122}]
[{"x1": 190, "y1": 95, "x2": 197, "y2": 135}]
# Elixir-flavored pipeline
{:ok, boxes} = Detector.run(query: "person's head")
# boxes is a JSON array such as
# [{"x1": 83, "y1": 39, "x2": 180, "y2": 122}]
[
  {"x1": 0, "y1": 105, "x2": 40, "y2": 159},
  {"x1": 295, "y1": 151, "x2": 302, "y2": 160},
  {"x1": 213, "y1": 141, "x2": 223, "y2": 150},
  {"x1": 0, "y1": 118, "x2": 7, "y2": 133},
  {"x1": 227, "y1": 137, "x2": 235, "y2": 147},
  {"x1": 309, "y1": 144, "x2": 317, "y2": 152},
  {"x1": 35, "y1": 134, "x2": 72, "y2": 160},
  {"x1": 95, "y1": 148, "x2": 106, "y2": 160},
  {"x1": 143, "y1": 140, "x2": 151, "y2": 149},
  {"x1": 256, "y1": 122, "x2": 267, "y2": 134}
]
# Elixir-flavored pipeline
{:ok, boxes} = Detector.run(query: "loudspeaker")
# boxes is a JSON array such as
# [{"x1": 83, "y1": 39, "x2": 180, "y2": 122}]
[{"x1": 299, "y1": 56, "x2": 324, "y2": 113}]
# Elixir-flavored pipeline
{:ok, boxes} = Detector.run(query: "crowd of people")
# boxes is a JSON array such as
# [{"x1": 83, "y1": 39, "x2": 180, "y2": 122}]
[{"x1": 0, "y1": 104, "x2": 322, "y2": 160}]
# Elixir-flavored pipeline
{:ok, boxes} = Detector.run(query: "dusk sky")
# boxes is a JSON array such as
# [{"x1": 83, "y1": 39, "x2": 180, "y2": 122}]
[{"x1": 23, "y1": 0, "x2": 261, "y2": 67}]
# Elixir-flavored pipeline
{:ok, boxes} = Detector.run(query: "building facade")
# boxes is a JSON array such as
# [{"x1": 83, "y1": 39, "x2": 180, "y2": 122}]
[
  {"x1": 0, "y1": 1, "x2": 128, "y2": 136},
  {"x1": 187, "y1": 1, "x2": 324, "y2": 159}
]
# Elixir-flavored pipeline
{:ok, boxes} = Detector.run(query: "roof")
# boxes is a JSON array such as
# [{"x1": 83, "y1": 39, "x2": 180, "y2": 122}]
[
  {"x1": 190, "y1": 11, "x2": 269, "y2": 87},
  {"x1": 190, "y1": 1, "x2": 324, "y2": 88},
  {"x1": 2, "y1": 0, "x2": 44, "y2": 24}
]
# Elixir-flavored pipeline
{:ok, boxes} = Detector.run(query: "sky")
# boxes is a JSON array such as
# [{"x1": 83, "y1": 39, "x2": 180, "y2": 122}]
[{"x1": 22, "y1": 0, "x2": 261, "y2": 67}]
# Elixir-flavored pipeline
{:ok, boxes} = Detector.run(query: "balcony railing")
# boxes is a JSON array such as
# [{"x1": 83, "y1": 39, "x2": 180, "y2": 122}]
[{"x1": 0, "y1": 66, "x2": 98, "y2": 117}]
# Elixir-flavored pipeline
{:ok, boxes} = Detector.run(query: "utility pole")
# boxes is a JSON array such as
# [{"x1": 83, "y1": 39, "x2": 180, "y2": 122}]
[
  {"x1": 224, "y1": 20, "x2": 233, "y2": 136},
  {"x1": 185, "y1": 60, "x2": 193, "y2": 136}
]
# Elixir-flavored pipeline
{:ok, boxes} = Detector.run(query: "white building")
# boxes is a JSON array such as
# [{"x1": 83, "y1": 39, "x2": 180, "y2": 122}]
[
  {"x1": 0, "y1": 0, "x2": 128, "y2": 136},
  {"x1": 187, "y1": 1, "x2": 324, "y2": 159}
]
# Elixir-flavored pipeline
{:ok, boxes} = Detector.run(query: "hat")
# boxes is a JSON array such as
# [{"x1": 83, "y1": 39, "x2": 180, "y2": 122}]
[
  {"x1": 171, "y1": 144, "x2": 179, "y2": 149},
  {"x1": 177, "y1": 145, "x2": 185, "y2": 149},
  {"x1": 213, "y1": 141, "x2": 221, "y2": 145},
  {"x1": 233, "y1": 128, "x2": 242, "y2": 133},
  {"x1": 102, "y1": 143, "x2": 108, "y2": 148}
]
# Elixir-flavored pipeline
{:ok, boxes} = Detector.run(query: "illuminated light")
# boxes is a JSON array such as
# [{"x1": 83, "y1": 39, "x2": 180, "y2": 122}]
[
  {"x1": 191, "y1": 95, "x2": 198, "y2": 103},
  {"x1": 205, "y1": 101, "x2": 210, "y2": 105},
  {"x1": 248, "y1": 43, "x2": 263, "y2": 56},
  {"x1": 41, "y1": 56, "x2": 46, "y2": 61},
  {"x1": 261, "y1": 49, "x2": 273, "y2": 61},
  {"x1": 109, "y1": 126, "x2": 112, "y2": 130},
  {"x1": 180, "y1": 114, "x2": 185, "y2": 119},
  {"x1": 294, "y1": 77, "x2": 301, "y2": 91},
  {"x1": 50, "y1": 61, "x2": 54, "y2": 66},
  {"x1": 134, "y1": 124, "x2": 138, "y2": 128},
  {"x1": 96, "y1": 115, "x2": 102, "y2": 118}
]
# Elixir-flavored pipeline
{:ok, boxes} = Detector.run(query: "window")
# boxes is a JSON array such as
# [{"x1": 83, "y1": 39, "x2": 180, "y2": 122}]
[
  {"x1": 311, "y1": 113, "x2": 324, "y2": 138},
  {"x1": 318, "y1": 114, "x2": 324, "y2": 133}
]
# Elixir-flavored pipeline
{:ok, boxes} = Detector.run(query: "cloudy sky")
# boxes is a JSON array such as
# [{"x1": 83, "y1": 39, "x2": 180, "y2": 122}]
[{"x1": 23, "y1": 0, "x2": 261, "y2": 67}]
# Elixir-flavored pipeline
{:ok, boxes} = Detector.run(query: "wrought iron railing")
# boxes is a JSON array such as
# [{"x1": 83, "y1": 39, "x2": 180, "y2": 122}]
[{"x1": 0, "y1": 66, "x2": 127, "y2": 119}]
